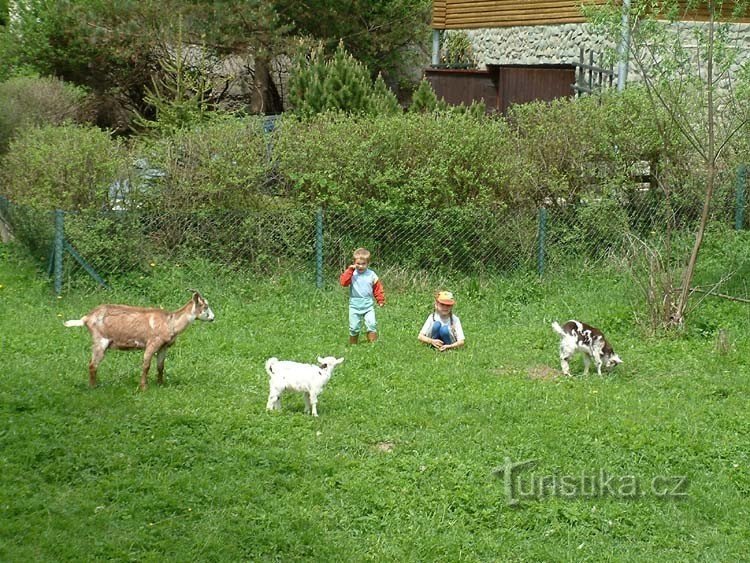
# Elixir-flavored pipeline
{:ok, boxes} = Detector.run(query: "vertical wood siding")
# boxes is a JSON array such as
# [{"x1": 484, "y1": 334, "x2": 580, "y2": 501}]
[{"x1": 424, "y1": 66, "x2": 577, "y2": 114}]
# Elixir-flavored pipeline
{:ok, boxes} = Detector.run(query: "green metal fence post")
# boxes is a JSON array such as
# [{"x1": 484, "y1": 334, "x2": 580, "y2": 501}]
[
  {"x1": 537, "y1": 207, "x2": 547, "y2": 276},
  {"x1": 315, "y1": 207, "x2": 324, "y2": 288},
  {"x1": 53, "y1": 209, "x2": 64, "y2": 295},
  {"x1": 736, "y1": 164, "x2": 747, "y2": 230}
]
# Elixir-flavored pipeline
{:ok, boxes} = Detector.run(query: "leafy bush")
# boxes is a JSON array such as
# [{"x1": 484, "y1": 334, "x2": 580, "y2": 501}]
[
  {"x1": 544, "y1": 195, "x2": 633, "y2": 267},
  {"x1": 507, "y1": 95, "x2": 622, "y2": 205},
  {"x1": 0, "y1": 123, "x2": 127, "y2": 210},
  {"x1": 3, "y1": 89, "x2": 746, "y2": 280},
  {"x1": 0, "y1": 75, "x2": 93, "y2": 153},
  {"x1": 441, "y1": 30, "x2": 476, "y2": 68},
  {"x1": 134, "y1": 117, "x2": 273, "y2": 211},
  {"x1": 63, "y1": 210, "x2": 147, "y2": 276},
  {"x1": 0, "y1": 197, "x2": 54, "y2": 264},
  {"x1": 276, "y1": 112, "x2": 516, "y2": 209}
]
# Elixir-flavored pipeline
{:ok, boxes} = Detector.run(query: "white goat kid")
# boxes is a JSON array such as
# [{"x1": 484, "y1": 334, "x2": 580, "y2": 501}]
[
  {"x1": 64, "y1": 291, "x2": 214, "y2": 390},
  {"x1": 265, "y1": 356, "x2": 344, "y2": 416}
]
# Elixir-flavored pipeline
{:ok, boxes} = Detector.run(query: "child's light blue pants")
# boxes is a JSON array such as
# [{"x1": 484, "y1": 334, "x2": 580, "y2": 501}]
[{"x1": 350, "y1": 308, "x2": 377, "y2": 336}]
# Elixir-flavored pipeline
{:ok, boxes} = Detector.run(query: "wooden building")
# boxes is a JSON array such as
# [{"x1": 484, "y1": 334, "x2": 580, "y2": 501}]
[
  {"x1": 432, "y1": 1, "x2": 750, "y2": 30},
  {"x1": 427, "y1": 1, "x2": 750, "y2": 113}
]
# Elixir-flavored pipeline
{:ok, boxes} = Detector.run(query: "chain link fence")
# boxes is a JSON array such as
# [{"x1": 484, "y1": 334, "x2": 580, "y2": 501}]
[{"x1": 2, "y1": 166, "x2": 749, "y2": 295}]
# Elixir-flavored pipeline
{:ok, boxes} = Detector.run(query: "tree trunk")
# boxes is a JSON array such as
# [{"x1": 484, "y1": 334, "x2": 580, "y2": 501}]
[
  {"x1": 672, "y1": 2, "x2": 717, "y2": 326},
  {"x1": 250, "y1": 56, "x2": 283, "y2": 114}
]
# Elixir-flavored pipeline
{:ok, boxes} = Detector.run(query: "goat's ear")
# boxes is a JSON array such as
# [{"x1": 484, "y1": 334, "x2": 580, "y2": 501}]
[{"x1": 317, "y1": 356, "x2": 325, "y2": 365}]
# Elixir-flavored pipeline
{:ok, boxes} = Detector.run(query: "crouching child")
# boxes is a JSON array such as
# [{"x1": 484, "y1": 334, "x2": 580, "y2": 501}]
[{"x1": 418, "y1": 291, "x2": 465, "y2": 352}]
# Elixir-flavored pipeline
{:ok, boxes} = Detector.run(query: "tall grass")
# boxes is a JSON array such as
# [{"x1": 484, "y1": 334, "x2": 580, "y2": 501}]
[{"x1": 1, "y1": 243, "x2": 749, "y2": 561}]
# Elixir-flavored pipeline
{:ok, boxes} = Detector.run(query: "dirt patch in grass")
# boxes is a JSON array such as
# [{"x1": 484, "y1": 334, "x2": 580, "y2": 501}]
[
  {"x1": 527, "y1": 365, "x2": 560, "y2": 381},
  {"x1": 374, "y1": 441, "x2": 395, "y2": 453}
]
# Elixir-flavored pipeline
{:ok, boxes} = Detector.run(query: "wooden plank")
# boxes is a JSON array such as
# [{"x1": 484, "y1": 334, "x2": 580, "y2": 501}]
[
  {"x1": 433, "y1": 0, "x2": 750, "y2": 29},
  {"x1": 446, "y1": 7, "x2": 585, "y2": 16},
  {"x1": 446, "y1": 9, "x2": 585, "y2": 18},
  {"x1": 443, "y1": 0, "x2": 741, "y2": 11},
  {"x1": 443, "y1": 20, "x2": 587, "y2": 29},
  {"x1": 444, "y1": 15, "x2": 588, "y2": 29},
  {"x1": 446, "y1": 0, "x2": 590, "y2": 8},
  {"x1": 438, "y1": 0, "x2": 599, "y2": 28},
  {"x1": 433, "y1": 0, "x2": 446, "y2": 27}
]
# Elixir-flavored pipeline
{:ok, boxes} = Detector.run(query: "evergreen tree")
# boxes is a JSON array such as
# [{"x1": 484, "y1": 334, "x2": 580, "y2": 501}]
[
  {"x1": 134, "y1": 21, "x2": 217, "y2": 136},
  {"x1": 451, "y1": 100, "x2": 486, "y2": 118},
  {"x1": 288, "y1": 47, "x2": 328, "y2": 118},
  {"x1": 289, "y1": 42, "x2": 401, "y2": 118},
  {"x1": 409, "y1": 79, "x2": 439, "y2": 113},
  {"x1": 322, "y1": 42, "x2": 372, "y2": 114},
  {"x1": 370, "y1": 73, "x2": 401, "y2": 115}
]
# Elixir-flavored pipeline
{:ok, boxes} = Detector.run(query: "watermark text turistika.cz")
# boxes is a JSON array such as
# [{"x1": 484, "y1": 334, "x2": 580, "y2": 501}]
[{"x1": 493, "y1": 458, "x2": 689, "y2": 506}]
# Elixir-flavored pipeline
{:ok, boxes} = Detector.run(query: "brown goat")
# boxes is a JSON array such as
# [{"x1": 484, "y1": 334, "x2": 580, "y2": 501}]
[{"x1": 64, "y1": 291, "x2": 215, "y2": 390}]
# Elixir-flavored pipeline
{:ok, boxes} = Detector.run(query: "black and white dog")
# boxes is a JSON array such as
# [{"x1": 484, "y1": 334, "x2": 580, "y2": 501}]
[{"x1": 552, "y1": 320, "x2": 622, "y2": 376}]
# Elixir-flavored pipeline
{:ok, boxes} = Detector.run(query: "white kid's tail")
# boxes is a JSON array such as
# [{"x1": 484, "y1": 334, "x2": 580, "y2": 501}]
[
  {"x1": 265, "y1": 357, "x2": 278, "y2": 377},
  {"x1": 551, "y1": 321, "x2": 566, "y2": 336},
  {"x1": 63, "y1": 319, "x2": 85, "y2": 328}
]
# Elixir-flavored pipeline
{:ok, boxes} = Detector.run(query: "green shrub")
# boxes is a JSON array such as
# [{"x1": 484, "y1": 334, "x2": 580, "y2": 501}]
[
  {"x1": 0, "y1": 199, "x2": 54, "y2": 264},
  {"x1": 63, "y1": 210, "x2": 147, "y2": 276},
  {"x1": 409, "y1": 79, "x2": 443, "y2": 113},
  {"x1": 507, "y1": 96, "x2": 622, "y2": 205},
  {"x1": 0, "y1": 75, "x2": 93, "y2": 153},
  {"x1": 442, "y1": 30, "x2": 476, "y2": 67},
  {"x1": 109, "y1": 117, "x2": 281, "y2": 271},
  {"x1": 134, "y1": 37, "x2": 220, "y2": 138},
  {"x1": 370, "y1": 74, "x2": 401, "y2": 116},
  {"x1": 0, "y1": 123, "x2": 127, "y2": 210},
  {"x1": 289, "y1": 42, "x2": 379, "y2": 118},
  {"x1": 134, "y1": 117, "x2": 272, "y2": 212},
  {"x1": 276, "y1": 112, "x2": 516, "y2": 209},
  {"x1": 544, "y1": 194, "x2": 633, "y2": 266}
]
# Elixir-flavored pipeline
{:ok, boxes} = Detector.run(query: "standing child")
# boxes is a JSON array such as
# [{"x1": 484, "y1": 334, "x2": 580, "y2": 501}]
[
  {"x1": 340, "y1": 247, "x2": 385, "y2": 344},
  {"x1": 418, "y1": 291, "x2": 465, "y2": 351}
]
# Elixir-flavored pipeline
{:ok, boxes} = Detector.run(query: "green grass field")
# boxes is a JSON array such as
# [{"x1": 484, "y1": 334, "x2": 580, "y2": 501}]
[{"x1": 1, "y1": 243, "x2": 749, "y2": 561}]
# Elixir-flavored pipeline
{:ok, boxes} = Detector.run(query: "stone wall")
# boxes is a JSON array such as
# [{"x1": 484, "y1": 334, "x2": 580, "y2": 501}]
[
  {"x1": 455, "y1": 21, "x2": 750, "y2": 82},
  {"x1": 460, "y1": 24, "x2": 611, "y2": 68}
]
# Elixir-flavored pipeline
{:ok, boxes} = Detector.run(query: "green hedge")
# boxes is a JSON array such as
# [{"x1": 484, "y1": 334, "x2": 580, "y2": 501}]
[
  {"x1": 1, "y1": 88, "x2": 747, "y2": 277},
  {"x1": 0, "y1": 75, "x2": 92, "y2": 153},
  {"x1": 133, "y1": 117, "x2": 273, "y2": 212},
  {"x1": 275, "y1": 112, "x2": 517, "y2": 208}
]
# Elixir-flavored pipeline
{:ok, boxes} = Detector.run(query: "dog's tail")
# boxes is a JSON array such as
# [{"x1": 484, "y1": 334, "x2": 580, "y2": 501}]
[
  {"x1": 551, "y1": 321, "x2": 566, "y2": 336},
  {"x1": 265, "y1": 357, "x2": 278, "y2": 377},
  {"x1": 63, "y1": 318, "x2": 86, "y2": 328}
]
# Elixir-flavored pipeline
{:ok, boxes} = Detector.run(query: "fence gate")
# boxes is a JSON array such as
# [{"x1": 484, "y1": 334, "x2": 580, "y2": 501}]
[{"x1": 573, "y1": 48, "x2": 615, "y2": 96}]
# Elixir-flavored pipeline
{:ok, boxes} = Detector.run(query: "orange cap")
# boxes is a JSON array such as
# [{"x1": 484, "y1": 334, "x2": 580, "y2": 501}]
[{"x1": 436, "y1": 291, "x2": 455, "y2": 305}]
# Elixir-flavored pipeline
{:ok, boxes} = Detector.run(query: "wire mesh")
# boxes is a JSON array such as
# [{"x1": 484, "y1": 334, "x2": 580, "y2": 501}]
[{"x1": 1, "y1": 179, "x2": 749, "y2": 299}]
